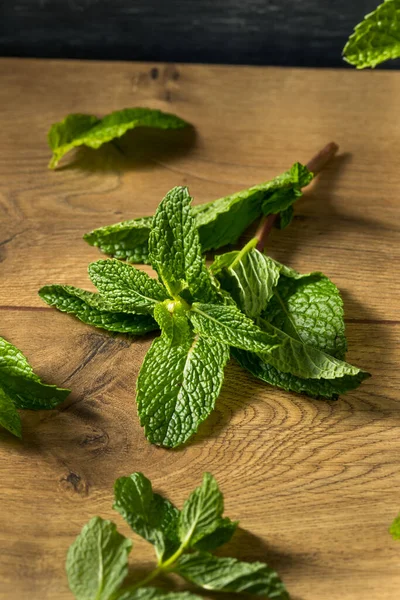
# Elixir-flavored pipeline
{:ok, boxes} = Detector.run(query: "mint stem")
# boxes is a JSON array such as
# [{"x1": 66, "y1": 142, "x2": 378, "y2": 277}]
[{"x1": 255, "y1": 141, "x2": 339, "y2": 251}]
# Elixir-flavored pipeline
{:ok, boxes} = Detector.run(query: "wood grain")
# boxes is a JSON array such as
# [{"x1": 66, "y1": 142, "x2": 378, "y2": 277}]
[{"x1": 0, "y1": 58, "x2": 399, "y2": 599}]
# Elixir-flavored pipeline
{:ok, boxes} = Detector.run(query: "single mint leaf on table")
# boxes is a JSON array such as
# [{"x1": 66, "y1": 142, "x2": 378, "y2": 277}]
[
  {"x1": 176, "y1": 552, "x2": 289, "y2": 599},
  {"x1": 113, "y1": 472, "x2": 180, "y2": 562},
  {"x1": 48, "y1": 108, "x2": 190, "y2": 168},
  {"x1": 136, "y1": 304, "x2": 229, "y2": 448},
  {"x1": 39, "y1": 285, "x2": 158, "y2": 335},
  {"x1": 0, "y1": 337, "x2": 70, "y2": 436},
  {"x1": 88, "y1": 260, "x2": 169, "y2": 315},
  {"x1": 390, "y1": 513, "x2": 400, "y2": 540},
  {"x1": 343, "y1": 0, "x2": 400, "y2": 68},
  {"x1": 66, "y1": 517, "x2": 132, "y2": 600},
  {"x1": 84, "y1": 163, "x2": 312, "y2": 264}
]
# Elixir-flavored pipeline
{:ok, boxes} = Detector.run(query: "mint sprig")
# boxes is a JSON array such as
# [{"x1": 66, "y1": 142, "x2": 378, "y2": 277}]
[
  {"x1": 48, "y1": 108, "x2": 190, "y2": 169},
  {"x1": 0, "y1": 336, "x2": 70, "y2": 437},
  {"x1": 343, "y1": 0, "x2": 400, "y2": 69},
  {"x1": 66, "y1": 472, "x2": 289, "y2": 600},
  {"x1": 83, "y1": 161, "x2": 313, "y2": 264}
]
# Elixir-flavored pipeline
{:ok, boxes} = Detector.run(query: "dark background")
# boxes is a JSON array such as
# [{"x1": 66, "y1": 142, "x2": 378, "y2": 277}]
[{"x1": 1, "y1": 0, "x2": 399, "y2": 68}]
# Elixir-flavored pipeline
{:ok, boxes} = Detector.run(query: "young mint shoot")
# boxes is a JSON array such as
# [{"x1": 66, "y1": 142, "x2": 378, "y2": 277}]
[{"x1": 66, "y1": 472, "x2": 289, "y2": 600}]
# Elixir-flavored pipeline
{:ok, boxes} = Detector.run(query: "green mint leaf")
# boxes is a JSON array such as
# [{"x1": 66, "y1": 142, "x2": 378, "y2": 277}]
[
  {"x1": 192, "y1": 517, "x2": 238, "y2": 552},
  {"x1": 39, "y1": 285, "x2": 158, "y2": 335},
  {"x1": 343, "y1": 0, "x2": 400, "y2": 68},
  {"x1": 277, "y1": 205, "x2": 294, "y2": 230},
  {"x1": 148, "y1": 187, "x2": 215, "y2": 302},
  {"x1": 88, "y1": 260, "x2": 169, "y2": 315},
  {"x1": 211, "y1": 246, "x2": 281, "y2": 319},
  {"x1": 189, "y1": 303, "x2": 278, "y2": 353},
  {"x1": 178, "y1": 473, "x2": 226, "y2": 547},
  {"x1": 84, "y1": 163, "x2": 312, "y2": 264},
  {"x1": 84, "y1": 217, "x2": 153, "y2": 265},
  {"x1": 113, "y1": 472, "x2": 180, "y2": 562},
  {"x1": 0, "y1": 336, "x2": 70, "y2": 412},
  {"x1": 176, "y1": 552, "x2": 289, "y2": 599},
  {"x1": 48, "y1": 108, "x2": 189, "y2": 168},
  {"x1": 390, "y1": 513, "x2": 400, "y2": 540},
  {"x1": 66, "y1": 517, "x2": 132, "y2": 600},
  {"x1": 137, "y1": 306, "x2": 229, "y2": 447},
  {"x1": 116, "y1": 589, "x2": 202, "y2": 600},
  {"x1": 0, "y1": 387, "x2": 21, "y2": 438}
]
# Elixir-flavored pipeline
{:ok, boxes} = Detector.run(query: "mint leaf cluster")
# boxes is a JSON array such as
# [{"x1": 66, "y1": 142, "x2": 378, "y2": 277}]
[
  {"x1": 84, "y1": 162, "x2": 313, "y2": 264},
  {"x1": 0, "y1": 337, "x2": 70, "y2": 437},
  {"x1": 343, "y1": 0, "x2": 400, "y2": 68},
  {"x1": 66, "y1": 472, "x2": 289, "y2": 600},
  {"x1": 40, "y1": 185, "x2": 369, "y2": 447},
  {"x1": 48, "y1": 108, "x2": 190, "y2": 168}
]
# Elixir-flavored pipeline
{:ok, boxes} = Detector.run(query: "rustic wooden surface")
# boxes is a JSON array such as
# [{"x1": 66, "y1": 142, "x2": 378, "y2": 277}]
[{"x1": 0, "y1": 58, "x2": 399, "y2": 600}]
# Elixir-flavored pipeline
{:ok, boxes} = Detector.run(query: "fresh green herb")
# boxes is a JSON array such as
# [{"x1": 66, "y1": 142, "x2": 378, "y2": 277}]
[
  {"x1": 66, "y1": 472, "x2": 289, "y2": 600},
  {"x1": 390, "y1": 513, "x2": 400, "y2": 540},
  {"x1": 48, "y1": 108, "x2": 190, "y2": 169},
  {"x1": 0, "y1": 336, "x2": 70, "y2": 437},
  {"x1": 41, "y1": 178, "x2": 369, "y2": 446},
  {"x1": 343, "y1": 0, "x2": 400, "y2": 68},
  {"x1": 83, "y1": 161, "x2": 313, "y2": 264}
]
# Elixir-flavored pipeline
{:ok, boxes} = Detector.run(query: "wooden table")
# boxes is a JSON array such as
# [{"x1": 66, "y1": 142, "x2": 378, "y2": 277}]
[{"x1": 0, "y1": 59, "x2": 399, "y2": 600}]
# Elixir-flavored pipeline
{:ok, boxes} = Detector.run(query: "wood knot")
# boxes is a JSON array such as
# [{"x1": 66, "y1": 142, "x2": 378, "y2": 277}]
[{"x1": 60, "y1": 471, "x2": 89, "y2": 496}]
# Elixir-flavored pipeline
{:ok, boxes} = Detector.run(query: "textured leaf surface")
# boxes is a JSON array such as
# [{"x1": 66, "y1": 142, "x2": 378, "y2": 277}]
[
  {"x1": 66, "y1": 517, "x2": 132, "y2": 600},
  {"x1": 390, "y1": 513, "x2": 400, "y2": 540},
  {"x1": 192, "y1": 517, "x2": 237, "y2": 552},
  {"x1": 178, "y1": 473, "x2": 226, "y2": 547},
  {"x1": 48, "y1": 108, "x2": 189, "y2": 168},
  {"x1": 84, "y1": 163, "x2": 312, "y2": 263},
  {"x1": 0, "y1": 387, "x2": 21, "y2": 437},
  {"x1": 0, "y1": 336, "x2": 70, "y2": 411},
  {"x1": 148, "y1": 187, "x2": 214, "y2": 302},
  {"x1": 113, "y1": 472, "x2": 180, "y2": 561},
  {"x1": 39, "y1": 285, "x2": 158, "y2": 334},
  {"x1": 211, "y1": 247, "x2": 281, "y2": 319},
  {"x1": 343, "y1": 0, "x2": 400, "y2": 68},
  {"x1": 136, "y1": 311, "x2": 229, "y2": 447},
  {"x1": 190, "y1": 303, "x2": 278, "y2": 353},
  {"x1": 176, "y1": 552, "x2": 289, "y2": 599},
  {"x1": 89, "y1": 260, "x2": 168, "y2": 315},
  {"x1": 117, "y1": 589, "x2": 202, "y2": 600}
]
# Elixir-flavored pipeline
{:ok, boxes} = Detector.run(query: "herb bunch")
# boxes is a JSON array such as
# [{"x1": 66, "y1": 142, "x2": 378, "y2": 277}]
[
  {"x1": 66, "y1": 472, "x2": 289, "y2": 600},
  {"x1": 40, "y1": 177, "x2": 369, "y2": 448}
]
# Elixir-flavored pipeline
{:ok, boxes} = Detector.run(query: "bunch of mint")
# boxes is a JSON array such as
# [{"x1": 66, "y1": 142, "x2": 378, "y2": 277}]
[
  {"x1": 66, "y1": 472, "x2": 289, "y2": 600},
  {"x1": 40, "y1": 184, "x2": 369, "y2": 448}
]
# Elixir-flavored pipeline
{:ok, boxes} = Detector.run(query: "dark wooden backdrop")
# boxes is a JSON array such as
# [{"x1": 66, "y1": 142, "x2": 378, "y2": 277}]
[{"x1": 2, "y1": 0, "x2": 398, "y2": 68}]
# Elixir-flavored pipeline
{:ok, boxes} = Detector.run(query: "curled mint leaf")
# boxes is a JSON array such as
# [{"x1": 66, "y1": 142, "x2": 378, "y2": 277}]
[
  {"x1": 343, "y1": 0, "x2": 400, "y2": 68},
  {"x1": 48, "y1": 108, "x2": 190, "y2": 168},
  {"x1": 176, "y1": 552, "x2": 289, "y2": 598},
  {"x1": 39, "y1": 285, "x2": 158, "y2": 334},
  {"x1": 66, "y1": 517, "x2": 132, "y2": 600}
]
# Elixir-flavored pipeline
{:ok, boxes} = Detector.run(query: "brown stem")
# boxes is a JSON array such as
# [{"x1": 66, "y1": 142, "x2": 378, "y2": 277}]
[{"x1": 255, "y1": 141, "x2": 339, "y2": 251}]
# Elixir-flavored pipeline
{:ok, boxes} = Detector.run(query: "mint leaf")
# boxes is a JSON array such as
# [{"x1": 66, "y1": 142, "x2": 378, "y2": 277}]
[
  {"x1": 66, "y1": 517, "x2": 132, "y2": 600},
  {"x1": 277, "y1": 205, "x2": 294, "y2": 230},
  {"x1": 192, "y1": 517, "x2": 237, "y2": 552},
  {"x1": 137, "y1": 307, "x2": 229, "y2": 447},
  {"x1": 148, "y1": 187, "x2": 214, "y2": 302},
  {"x1": 178, "y1": 473, "x2": 225, "y2": 547},
  {"x1": 48, "y1": 108, "x2": 189, "y2": 168},
  {"x1": 84, "y1": 217, "x2": 153, "y2": 264},
  {"x1": 88, "y1": 260, "x2": 169, "y2": 315},
  {"x1": 84, "y1": 163, "x2": 312, "y2": 264},
  {"x1": 343, "y1": 0, "x2": 400, "y2": 68},
  {"x1": 211, "y1": 246, "x2": 281, "y2": 319},
  {"x1": 117, "y1": 589, "x2": 202, "y2": 600},
  {"x1": 390, "y1": 513, "x2": 400, "y2": 540},
  {"x1": 176, "y1": 552, "x2": 289, "y2": 599},
  {"x1": 189, "y1": 303, "x2": 278, "y2": 353},
  {"x1": 0, "y1": 336, "x2": 70, "y2": 414},
  {"x1": 0, "y1": 387, "x2": 21, "y2": 438},
  {"x1": 39, "y1": 285, "x2": 158, "y2": 334},
  {"x1": 113, "y1": 472, "x2": 180, "y2": 562}
]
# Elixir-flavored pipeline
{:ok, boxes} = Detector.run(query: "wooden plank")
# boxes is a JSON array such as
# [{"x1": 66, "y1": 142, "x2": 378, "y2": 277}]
[{"x1": 0, "y1": 58, "x2": 399, "y2": 600}]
